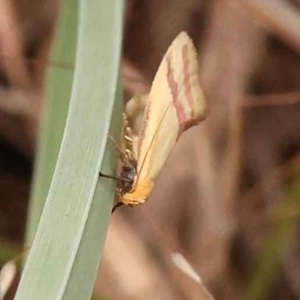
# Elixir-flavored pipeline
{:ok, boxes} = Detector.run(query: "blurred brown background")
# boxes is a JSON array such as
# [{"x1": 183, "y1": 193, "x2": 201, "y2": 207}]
[{"x1": 1, "y1": 0, "x2": 300, "y2": 299}]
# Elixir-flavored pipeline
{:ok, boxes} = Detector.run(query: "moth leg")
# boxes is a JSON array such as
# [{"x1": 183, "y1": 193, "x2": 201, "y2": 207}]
[
  {"x1": 100, "y1": 176, "x2": 129, "y2": 214},
  {"x1": 124, "y1": 134, "x2": 133, "y2": 143},
  {"x1": 112, "y1": 202, "x2": 124, "y2": 213},
  {"x1": 99, "y1": 174, "x2": 132, "y2": 213},
  {"x1": 99, "y1": 172, "x2": 120, "y2": 181},
  {"x1": 111, "y1": 197, "x2": 134, "y2": 214},
  {"x1": 111, "y1": 187, "x2": 125, "y2": 213},
  {"x1": 125, "y1": 127, "x2": 134, "y2": 142},
  {"x1": 99, "y1": 172, "x2": 132, "y2": 183}
]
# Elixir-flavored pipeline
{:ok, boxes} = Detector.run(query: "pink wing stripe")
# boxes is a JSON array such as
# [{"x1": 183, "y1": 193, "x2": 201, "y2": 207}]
[
  {"x1": 166, "y1": 55, "x2": 186, "y2": 132},
  {"x1": 166, "y1": 43, "x2": 197, "y2": 134}
]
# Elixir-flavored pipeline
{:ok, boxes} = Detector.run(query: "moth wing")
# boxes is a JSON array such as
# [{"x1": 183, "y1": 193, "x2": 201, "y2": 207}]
[{"x1": 134, "y1": 31, "x2": 207, "y2": 196}]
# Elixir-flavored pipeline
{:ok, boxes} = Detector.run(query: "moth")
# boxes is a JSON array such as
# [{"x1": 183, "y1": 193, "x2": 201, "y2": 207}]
[{"x1": 116, "y1": 31, "x2": 208, "y2": 206}]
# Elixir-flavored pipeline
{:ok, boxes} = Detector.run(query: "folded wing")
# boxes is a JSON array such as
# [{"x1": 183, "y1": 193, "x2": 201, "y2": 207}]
[{"x1": 123, "y1": 32, "x2": 207, "y2": 204}]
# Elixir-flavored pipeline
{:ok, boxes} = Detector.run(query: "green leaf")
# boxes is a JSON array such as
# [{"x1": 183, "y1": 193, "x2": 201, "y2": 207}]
[
  {"x1": 15, "y1": 1, "x2": 124, "y2": 299},
  {"x1": 27, "y1": 0, "x2": 78, "y2": 243}
]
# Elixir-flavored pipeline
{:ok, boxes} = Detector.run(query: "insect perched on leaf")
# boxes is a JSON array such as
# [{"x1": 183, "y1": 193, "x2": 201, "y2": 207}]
[{"x1": 114, "y1": 31, "x2": 208, "y2": 207}]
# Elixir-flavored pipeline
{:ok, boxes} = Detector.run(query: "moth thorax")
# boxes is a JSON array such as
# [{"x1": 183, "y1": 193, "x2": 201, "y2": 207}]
[{"x1": 119, "y1": 159, "x2": 137, "y2": 194}]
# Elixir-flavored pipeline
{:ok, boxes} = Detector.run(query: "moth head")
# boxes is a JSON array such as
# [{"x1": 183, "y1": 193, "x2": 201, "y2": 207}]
[{"x1": 121, "y1": 179, "x2": 154, "y2": 205}]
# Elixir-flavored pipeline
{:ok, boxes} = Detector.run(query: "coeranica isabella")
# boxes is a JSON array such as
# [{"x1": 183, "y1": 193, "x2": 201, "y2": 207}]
[{"x1": 118, "y1": 31, "x2": 208, "y2": 206}]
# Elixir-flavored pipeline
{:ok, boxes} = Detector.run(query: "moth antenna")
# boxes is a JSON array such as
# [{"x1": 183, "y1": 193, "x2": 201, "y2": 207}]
[
  {"x1": 108, "y1": 134, "x2": 123, "y2": 153},
  {"x1": 108, "y1": 134, "x2": 135, "y2": 169}
]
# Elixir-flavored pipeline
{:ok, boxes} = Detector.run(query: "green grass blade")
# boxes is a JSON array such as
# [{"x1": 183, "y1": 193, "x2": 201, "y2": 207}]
[
  {"x1": 247, "y1": 174, "x2": 300, "y2": 300},
  {"x1": 15, "y1": 0, "x2": 124, "y2": 299},
  {"x1": 63, "y1": 78, "x2": 122, "y2": 299},
  {"x1": 27, "y1": 0, "x2": 78, "y2": 244}
]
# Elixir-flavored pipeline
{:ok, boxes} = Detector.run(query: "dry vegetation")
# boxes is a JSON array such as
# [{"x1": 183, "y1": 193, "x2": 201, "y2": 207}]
[{"x1": 1, "y1": 0, "x2": 300, "y2": 299}]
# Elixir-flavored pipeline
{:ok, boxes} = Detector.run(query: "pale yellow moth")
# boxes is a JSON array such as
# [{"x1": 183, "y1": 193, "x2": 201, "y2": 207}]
[{"x1": 119, "y1": 31, "x2": 207, "y2": 206}]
